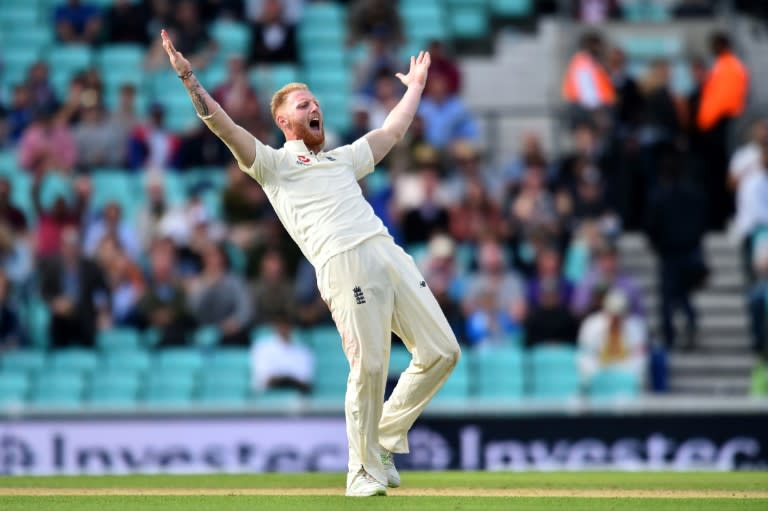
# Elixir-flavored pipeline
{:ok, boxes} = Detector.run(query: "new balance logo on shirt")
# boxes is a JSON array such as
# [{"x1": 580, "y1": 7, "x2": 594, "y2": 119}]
[{"x1": 353, "y1": 286, "x2": 366, "y2": 304}]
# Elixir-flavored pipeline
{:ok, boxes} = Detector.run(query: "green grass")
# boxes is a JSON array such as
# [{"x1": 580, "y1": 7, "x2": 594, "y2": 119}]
[{"x1": 0, "y1": 472, "x2": 766, "y2": 511}]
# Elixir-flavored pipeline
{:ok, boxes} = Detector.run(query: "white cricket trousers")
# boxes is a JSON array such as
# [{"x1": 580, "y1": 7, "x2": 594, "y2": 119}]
[{"x1": 317, "y1": 235, "x2": 461, "y2": 487}]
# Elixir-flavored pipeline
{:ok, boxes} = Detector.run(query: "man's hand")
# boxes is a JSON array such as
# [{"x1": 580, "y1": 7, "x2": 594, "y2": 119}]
[
  {"x1": 396, "y1": 51, "x2": 431, "y2": 89},
  {"x1": 161, "y1": 28, "x2": 191, "y2": 77}
]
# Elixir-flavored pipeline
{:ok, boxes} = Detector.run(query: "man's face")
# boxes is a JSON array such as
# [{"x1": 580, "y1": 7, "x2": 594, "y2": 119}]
[{"x1": 279, "y1": 90, "x2": 325, "y2": 149}]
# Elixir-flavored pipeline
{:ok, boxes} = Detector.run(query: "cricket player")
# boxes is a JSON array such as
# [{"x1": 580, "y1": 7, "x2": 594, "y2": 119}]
[{"x1": 161, "y1": 29, "x2": 460, "y2": 497}]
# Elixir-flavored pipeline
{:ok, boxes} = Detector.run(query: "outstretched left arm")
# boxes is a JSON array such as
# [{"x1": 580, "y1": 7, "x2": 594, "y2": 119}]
[{"x1": 364, "y1": 51, "x2": 431, "y2": 164}]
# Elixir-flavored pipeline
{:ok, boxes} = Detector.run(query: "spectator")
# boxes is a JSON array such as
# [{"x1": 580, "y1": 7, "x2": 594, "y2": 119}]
[
  {"x1": 573, "y1": 0, "x2": 620, "y2": 23},
  {"x1": 646, "y1": 144, "x2": 708, "y2": 350},
  {"x1": 103, "y1": 0, "x2": 150, "y2": 45},
  {"x1": 251, "y1": 249, "x2": 295, "y2": 325},
  {"x1": 83, "y1": 202, "x2": 141, "y2": 261},
  {"x1": 729, "y1": 119, "x2": 768, "y2": 190},
  {"x1": 421, "y1": 235, "x2": 467, "y2": 344},
  {"x1": 110, "y1": 84, "x2": 141, "y2": 136},
  {"x1": 501, "y1": 131, "x2": 551, "y2": 190},
  {"x1": 571, "y1": 242, "x2": 644, "y2": 319},
  {"x1": 248, "y1": 0, "x2": 298, "y2": 65},
  {"x1": 0, "y1": 270, "x2": 23, "y2": 352},
  {"x1": 40, "y1": 227, "x2": 109, "y2": 349},
  {"x1": 606, "y1": 47, "x2": 643, "y2": 134},
  {"x1": 245, "y1": 0, "x2": 303, "y2": 25},
  {"x1": 342, "y1": 101, "x2": 371, "y2": 146},
  {"x1": 426, "y1": 40, "x2": 461, "y2": 95},
  {"x1": 18, "y1": 106, "x2": 77, "y2": 175},
  {"x1": 145, "y1": 0, "x2": 216, "y2": 71},
  {"x1": 524, "y1": 278, "x2": 579, "y2": 348},
  {"x1": 221, "y1": 161, "x2": 272, "y2": 247},
  {"x1": 139, "y1": 238, "x2": 194, "y2": 347},
  {"x1": 365, "y1": 70, "x2": 402, "y2": 130},
  {"x1": 73, "y1": 104, "x2": 128, "y2": 171},
  {"x1": 54, "y1": 0, "x2": 103, "y2": 44},
  {"x1": 697, "y1": 32, "x2": 749, "y2": 230},
  {"x1": 24, "y1": 62, "x2": 58, "y2": 113},
  {"x1": 100, "y1": 245, "x2": 145, "y2": 328},
  {"x1": 526, "y1": 246, "x2": 573, "y2": 310},
  {"x1": 443, "y1": 142, "x2": 502, "y2": 205},
  {"x1": 561, "y1": 32, "x2": 615, "y2": 122},
  {"x1": 418, "y1": 72, "x2": 480, "y2": 149},
  {"x1": 509, "y1": 165, "x2": 562, "y2": 245},
  {"x1": 0, "y1": 178, "x2": 28, "y2": 234},
  {"x1": 187, "y1": 244, "x2": 252, "y2": 345},
  {"x1": 748, "y1": 240, "x2": 768, "y2": 354},
  {"x1": 577, "y1": 289, "x2": 647, "y2": 385},
  {"x1": 250, "y1": 312, "x2": 314, "y2": 394},
  {"x1": 672, "y1": 0, "x2": 715, "y2": 18},
  {"x1": 128, "y1": 104, "x2": 180, "y2": 171},
  {"x1": 347, "y1": 0, "x2": 403, "y2": 48},
  {"x1": 463, "y1": 239, "x2": 525, "y2": 347},
  {"x1": 353, "y1": 35, "x2": 401, "y2": 99},
  {"x1": 293, "y1": 257, "x2": 332, "y2": 327},
  {"x1": 450, "y1": 177, "x2": 505, "y2": 245},
  {"x1": 734, "y1": 141, "x2": 768, "y2": 282},
  {"x1": 136, "y1": 175, "x2": 169, "y2": 251},
  {"x1": 400, "y1": 169, "x2": 450, "y2": 245},
  {"x1": 5, "y1": 85, "x2": 34, "y2": 144},
  {"x1": 32, "y1": 175, "x2": 88, "y2": 260},
  {"x1": 0, "y1": 223, "x2": 33, "y2": 291},
  {"x1": 213, "y1": 55, "x2": 264, "y2": 124}
]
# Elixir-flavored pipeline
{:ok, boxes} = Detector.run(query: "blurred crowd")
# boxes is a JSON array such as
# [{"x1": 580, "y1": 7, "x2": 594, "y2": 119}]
[{"x1": 0, "y1": 0, "x2": 765, "y2": 394}]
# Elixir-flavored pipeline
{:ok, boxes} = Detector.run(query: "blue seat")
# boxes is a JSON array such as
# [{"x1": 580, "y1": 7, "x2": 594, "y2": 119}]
[
  {"x1": 210, "y1": 348, "x2": 250, "y2": 371},
  {"x1": 448, "y1": 6, "x2": 489, "y2": 39},
  {"x1": 32, "y1": 371, "x2": 85, "y2": 406},
  {"x1": 256, "y1": 388, "x2": 303, "y2": 407},
  {"x1": 46, "y1": 44, "x2": 93, "y2": 76},
  {"x1": 529, "y1": 345, "x2": 580, "y2": 399},
  {"x1": 1, "y1": 47, "x2": 41, "y2": 85},
  {"x1": 1, "y1": 350, "x2": 47, "y2": 372},
  {"x1": 210, "y1": 20, "x2": 251, "y2": 57},
  {"x1": 302, "y1": 2, "x2": 345, "y2": 25},
  {"x1": 87, "y1": 370, "x2": 140, "y2": 405},
  {"x1": 192, "y1": 325, "x2": 221, "y2": 348},
  {"x1": 97, "y1": 44, "x2": 144, "y2": 70},
  {"x1": 0, "y1": 371, "x2": 30, "y2": 396},
  {"x1": 491, "y1": 0, "x2": 533, "y2": 17},
  {"x1": 312, "y1": 371, "x2": 346, "y2": 400},
  {"x1": 50, "y1": 349, "x2": 99, "y2": 373},
  {"x1": 156, "y1": 348, "x2": 204, "y2": 371},
  {"x1": 308, "y1": 326, "x2": 342, "y2": 349},
  {"x1": 588, "y1": 369, "x2": 642, "y2": 400},
  {"x1": 0, "y1": 4, "x2": 40, "y2": 26},
  {"x1": 389, "y1": 346, "x2": 412, "y2": 376},
  {"x1": 96, "y1": 328, "x2": 142, "y2": 351},
  {"x1": 103, "y1": 349, "x2": 152, "y2": 372},
  {"x1": 472, "y1": 346, "x2": 524, "y2": 399},
  {"x1": 429, "y1": 355, "x2": 469, "y2": 405}
]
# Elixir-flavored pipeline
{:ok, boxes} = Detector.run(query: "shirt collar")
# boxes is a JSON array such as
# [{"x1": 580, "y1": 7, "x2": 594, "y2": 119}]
[{"x1": 284, "y1": 140, "x2": 310, "y2": 154}]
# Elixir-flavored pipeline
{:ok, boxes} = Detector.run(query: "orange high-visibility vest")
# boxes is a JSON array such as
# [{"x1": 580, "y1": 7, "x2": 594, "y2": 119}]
[
  {"x1": 561, "y1": 51, "x2": 616, "y2": 107},
  {"x1": 697, "y1": 51, "x2": 749, "y2": 131}
]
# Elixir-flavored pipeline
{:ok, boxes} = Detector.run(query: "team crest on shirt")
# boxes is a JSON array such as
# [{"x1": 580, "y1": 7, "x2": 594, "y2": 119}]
[{"x1": 297, "y1": 155, "x2": 312, "y2": 165}]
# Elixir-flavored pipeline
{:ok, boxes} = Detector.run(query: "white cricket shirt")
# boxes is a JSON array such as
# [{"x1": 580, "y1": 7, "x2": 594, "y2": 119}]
[{"x1": 239, "y1": 137, "x2": 390, "y2": 269}]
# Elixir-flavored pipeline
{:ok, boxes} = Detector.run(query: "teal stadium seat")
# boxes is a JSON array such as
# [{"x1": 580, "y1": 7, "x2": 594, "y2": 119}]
[
  {"x1": 491, "y1": 0, "x2": 533, "y2": 17},
  {"x1": 50, "y1": 349, "x2": 99, "y2": 373},
  {"x1": 198, "y1": 369, "x2": 249, "y2": 405},
  {"x1": 32, "y1": 371, "x2": 85, "y2": 407},
  {"x1": 96, "y1": 327, "x2": 142, "y2": 351},
  {"x1": 618, "y1": 35, "x2": 683, "y2": 60},
  {"x1": 192, "y1": 325, "x2": 221, "y2": 348},
  {"x1": 621, "y1": 0, "x2": 670, "y2": 22},
  {"x1": 1, "y1": 350, "x2": 47, "y2": 373},
  {"x1": 87, "y1": 370, "x2": 140, "y2": 406},
  {"x1": 210, "y1": 20, "x2": 252, "y2": 57},
  {"x1": 46, "y1": 44, "x2": 93, "y2": 76},
  {"x1": 302, "y1": 2, "x2": 345, "y2": 25},
  {"x1": 3, "y1": 26, "x2": 53, "y2": 54},
  {"x1": 529, "y1": 345, "x2": 581, "y2": 399},
  {"x1": 429, "y1": 353, "x2": 469, "y2": 405},
  {"x1": 98, "y1": 44, "x2": 144, "y2": 70},
  {"x1": 256, "y1": 388, "x2": 303, "y2": 407},
  {"x1": 472, "y1": 346, "x2": 524, "y2": 399},
  {"x1": 1, "y1": 47, "x2": 42, "y2": 88},
  {"x1": 588, "y1": 369, "x2": 641, "y2": 400},
  {"x1": 156, "y1": 348, "x2": 204, "y2": 372},
  {"x1": 388, "y1": 346, "x2": 412, "y2": 377},
  {"x1": 448, "y1": 6, "x2": 490, "y2": 39},
  {"x1": 312, "y1": 342, "x2": 348, "y2": 400},
  {"x1": 198, "y1": 386, "x2": 248, "y2": 406},
  {"x1": 22, "y1": 298, "x2": 50, "y2": 348},
  {"x1": 210, "y1": 348, "x2": 250, "y2": 372},
  {"x1": 102, "y1": 349, "x2": 152, "y2": 372},
  {"x1": 297, "y1": 24, "x2": 345, "y2": 47},
  {"x1": 0, "y1": 4, "x2": 40, "y2": 27},
  {"x1": 145, "y1": 370, "x2": 196, "y2": 392},
  {"x1": 0, "y1": 371, "x2": 30, "y2": 400}
]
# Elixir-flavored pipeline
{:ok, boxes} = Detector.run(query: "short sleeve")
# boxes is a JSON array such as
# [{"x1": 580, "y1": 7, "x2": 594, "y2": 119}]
[
  {"x1": 239, "y1": 137, "x2": 278, "y2": 185},
  {"x1": 349, "y1": 137, "x2": 375, "y2": 180}
]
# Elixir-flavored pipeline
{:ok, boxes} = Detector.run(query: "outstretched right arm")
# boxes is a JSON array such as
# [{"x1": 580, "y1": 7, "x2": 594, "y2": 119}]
[{"x1": 161, "y1": 29, "x2": 255, "y2": 170}]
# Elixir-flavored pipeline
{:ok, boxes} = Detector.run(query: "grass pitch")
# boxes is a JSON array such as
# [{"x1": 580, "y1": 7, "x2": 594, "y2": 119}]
[{"x1": 0, "y1": 471, "x2": 766, "y2": 511}]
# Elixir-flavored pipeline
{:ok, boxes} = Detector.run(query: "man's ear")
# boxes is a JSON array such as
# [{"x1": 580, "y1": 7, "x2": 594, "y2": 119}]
[{"x1": 276, "y1": 114, "x2": 288, "y2": 128}]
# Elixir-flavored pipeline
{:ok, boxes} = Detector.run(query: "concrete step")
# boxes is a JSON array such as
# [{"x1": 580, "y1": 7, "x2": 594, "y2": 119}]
[
  {"x1": 668, "y1": 375, "x2": 751, "y2": 396},
  {"x1": 668, "y1": 353, "x2": 757, "y2": 375},
  {"x1": 647, "y1": 313, "x2": 748, "y2": 331},
  {"x1": 633, "y1": 271, "x2": 745, "y2": 292}
]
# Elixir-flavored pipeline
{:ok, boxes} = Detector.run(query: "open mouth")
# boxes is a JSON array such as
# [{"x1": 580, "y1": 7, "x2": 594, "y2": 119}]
[{"x1": 309, "y1": 118, "x2": 321, "y2": 131}]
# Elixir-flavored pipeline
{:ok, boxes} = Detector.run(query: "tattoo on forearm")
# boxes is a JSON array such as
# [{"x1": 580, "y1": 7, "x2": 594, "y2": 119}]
[{"x1": 186, "y1": 78, "x2": 210, "y2": 116}]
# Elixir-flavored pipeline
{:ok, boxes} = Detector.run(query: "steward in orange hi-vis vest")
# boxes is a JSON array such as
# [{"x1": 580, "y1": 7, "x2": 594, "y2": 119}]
[
  {"x1": 697, "y1": 49, "x2": 749, "y2": 131},
  {"x1": 562, "y1": 33, "x2": 616, "y2": 108}
]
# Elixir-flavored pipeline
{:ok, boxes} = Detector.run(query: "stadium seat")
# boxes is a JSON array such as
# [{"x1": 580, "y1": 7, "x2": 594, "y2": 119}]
[
  {"x1": 312, "y1": 371, "x2": 347, "y2": 400},
  {"x1": 46, "y1": 44, "x2": 93, "y2": 76},
  {"x1": 87, "y1": 370, "x2": 141, "y2": 406},
  {"x1": 618, "y1": 35, "x2": 683, "y2": 60},
  {"x1": 210, "y1": 20, "x2": 251, "y2": 57},
  {"x1": 143, "y1": 387, "x2": 193, "y2": 407},
  {"x1": 388, "y1": 345, "x2": 412, "y2": 377},
  {"x1": 156, "y1": 348, "x2": 204, "y2": 371},
  {"x1": 50, "y1": 348, "x2": 100, "y2": 373},
  {"x1": 145, "y1": 369, "x2": 197, "y2": 390},
  {"x1": 0, "y1": 386, "x2": 26, "y2": 407},
  {"x1": 97, "y1": 44, "x2": 144, "y2": 71},
  {"x1": 308, "y1": 326, "x2": 342, "y2": 349},
  {"x1": 472, "y1": 346, "x2": 525, "y2": 399},
  {"x1": 529, "y1": 345, "x2": 581, "y2": 399},
  {"x1": 96, "y1": 328, "x2": 142, "y2": 351},
  {"x1": 448, "y1": 6, "x2": 490, "y2": 39},
  {"x1": 429, "y1": 354, "x2": 469, "y2": 405},
  {"x1": 302, "y1": 46, "x2": 346, "y2": 68},
  {"x1": 256, "y1": 388, "x2": 303, "y2": 407},
  {"x1": 87, "y1": 387, "x2": 139, "y2": 407},
  {"x1": 491, "y1": 0, "x2": 533, "y2": 17},
  {"x1": 198, "y1": 386, "x2": 248, "y2": 406},
  {"x1": 210, "y1": 348, "x2": 251, "y2": 372},
  {"x1": 0, "y1": 350, "x2": 47, "y2": 373},
  {"x1": 0, "y1": 4, "x2": 40, "y2": 27},
  {"x1": 0, "y1": 371, "x2": 30, "y2": 397},
  {"x1": 102, "y1": 349, "x2": 152, "y2": 372},
  {"x1": 192, "y1": 325, "x2": 221, "y2": 348},
  {"x1": 588, "y1": 369, "x2": 641, "y2": 400},
  {"x1": 3, "y1": 26, "x2": 53, "y2": 54},
  {"x1": 297, "y1": 24, "x2": 345, "y2": 47},
  {"x1": 32, "y1": 371, "x2": 85, "y2": 407},
  {"x1": 200, "y1": 368, "x2": 250, "y2": 390},
  {"x1": 302, "y1": 2, "x2": 345, "y2": 25}
]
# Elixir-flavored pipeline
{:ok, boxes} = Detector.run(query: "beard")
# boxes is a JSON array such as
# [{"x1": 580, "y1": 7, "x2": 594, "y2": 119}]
[{"x1": 290, "y1": 120, "x2": 325, "y2": 150}]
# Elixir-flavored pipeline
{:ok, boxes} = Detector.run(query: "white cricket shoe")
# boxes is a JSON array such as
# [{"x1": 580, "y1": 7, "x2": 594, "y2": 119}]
[
  {"x1": 381, "y1": 450, "x2": 401, "y2": 488},
  {"x1": 345, "y1": 468, "x2": 387, "y2": 497}
]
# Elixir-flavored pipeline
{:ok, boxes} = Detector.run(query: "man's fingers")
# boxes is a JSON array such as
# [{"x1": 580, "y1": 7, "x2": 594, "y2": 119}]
[
  {"x1": 410, "y1": 56, "x2": 415, "y2": 70},
  {"x1": 161, "y1": 29, "x2": 177, "y2": 55},
  {"x1": 395, "y1": 72, "x2": 406, "y2": 82},
  {"x1": 424, "y1": 51, "x2": 431, "y2": 67}
]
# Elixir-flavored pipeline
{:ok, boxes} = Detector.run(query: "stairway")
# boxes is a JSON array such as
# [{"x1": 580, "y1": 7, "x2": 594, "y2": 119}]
[{"x1": 619, "y1": 233, "x2": 756, "y2": 396}]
